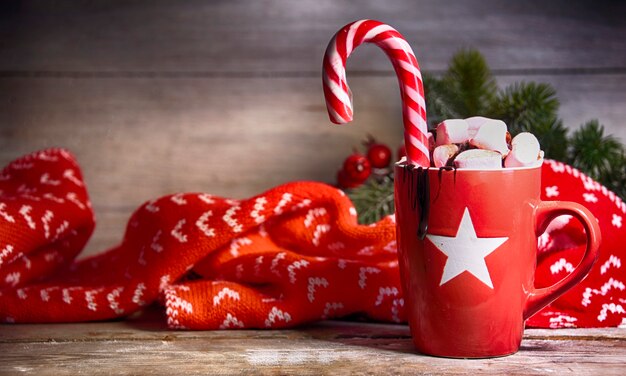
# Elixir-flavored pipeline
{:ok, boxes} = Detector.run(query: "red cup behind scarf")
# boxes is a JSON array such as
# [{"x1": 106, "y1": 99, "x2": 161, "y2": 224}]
[{"x1": 394, "y1": 162, "x2": 601, "y2": 358}]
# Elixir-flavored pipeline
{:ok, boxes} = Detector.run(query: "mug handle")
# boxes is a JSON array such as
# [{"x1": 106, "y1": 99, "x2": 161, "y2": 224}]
[{"x1": 523, "y1": 200, "x2": 602, "y2": 320}]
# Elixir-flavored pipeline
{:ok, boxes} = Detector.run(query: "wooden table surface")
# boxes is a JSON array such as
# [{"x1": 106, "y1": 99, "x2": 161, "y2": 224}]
[{"x1": 2, "y1": 312, "x2": 625, "y2": 375}]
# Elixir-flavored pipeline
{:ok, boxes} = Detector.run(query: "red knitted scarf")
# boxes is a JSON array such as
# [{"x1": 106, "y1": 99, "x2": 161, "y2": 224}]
[{"x1": 0, "y1": 149, "x2": 624, "y2": 329}]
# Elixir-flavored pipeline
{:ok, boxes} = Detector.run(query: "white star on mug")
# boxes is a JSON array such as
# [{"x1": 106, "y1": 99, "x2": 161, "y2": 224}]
[{"x1": 426, "y1": 208, "x2": 508, "y2": 289}]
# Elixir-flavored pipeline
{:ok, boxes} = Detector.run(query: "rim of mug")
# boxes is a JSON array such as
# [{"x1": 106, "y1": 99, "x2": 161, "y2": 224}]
[{"x1": 395, "y1": 158, "x2": 543, "y2": 172}]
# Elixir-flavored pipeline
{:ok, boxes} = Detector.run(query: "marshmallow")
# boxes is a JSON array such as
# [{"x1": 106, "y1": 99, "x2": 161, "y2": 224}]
[
  {"x1": 504, "y1": 132, "x2": 542, "y2": 168},
  {"x1": 454, "y1": 149, "x2": 503, "y2": 169},
  {"x1": 469, "y1": 119, "x2": 510, "y2": 156},
  {"x1": 432, "y1": 144, "x2": 459, "y2": 168},
  {"x1": 465, "y1": 116, "x2": 490, "y2": 138},
  {"x1": 435, "y1": 119, "x2": 470, "y2": 146}
]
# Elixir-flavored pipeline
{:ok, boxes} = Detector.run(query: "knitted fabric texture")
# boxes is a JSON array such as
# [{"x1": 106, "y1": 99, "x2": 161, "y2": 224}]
[{"x1": 0, "y1": 149, "x2": 624, "y2": 329}]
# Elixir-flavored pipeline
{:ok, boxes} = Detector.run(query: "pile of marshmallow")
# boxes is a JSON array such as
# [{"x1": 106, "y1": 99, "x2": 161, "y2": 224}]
[{"x1": 429, "y1": 117, "x2": 544, "y2": 169}]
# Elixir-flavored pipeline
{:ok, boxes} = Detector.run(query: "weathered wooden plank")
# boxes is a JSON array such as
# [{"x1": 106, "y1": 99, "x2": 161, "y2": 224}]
[
  {"x1": 0, "y1": 0, "x2": 624, "y2": 73},
  {"x1": 0, "y1": 75, "x2": 416, "y2": 208},
  {"x1": 2, "y1": 73, "x2": 624, "y2": 258},
  {"x1": 1, "y1": 321, "x2": 625, "y2": 375},
  {"x1": 1, "y1": 75, "x2": 623, "y2": 207},
  {"x1": 3, "y1": 339, "x2": 624, "y2": 375}
]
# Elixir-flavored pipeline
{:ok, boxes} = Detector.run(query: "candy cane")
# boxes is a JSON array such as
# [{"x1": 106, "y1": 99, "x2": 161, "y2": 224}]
[{"x1": 323, "y1": 19, "x2": 430, "y2": 167}]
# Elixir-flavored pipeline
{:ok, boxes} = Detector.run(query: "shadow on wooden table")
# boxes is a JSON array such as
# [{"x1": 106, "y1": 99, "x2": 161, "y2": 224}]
[{"x1": 124, "y1": 305, "x2": 419, "y2": 354}]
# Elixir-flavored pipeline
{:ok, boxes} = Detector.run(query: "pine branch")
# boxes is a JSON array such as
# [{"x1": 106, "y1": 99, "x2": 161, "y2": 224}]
[
  {"x1": 525, "y1": 116, "x2": 569, "y2": 161},
  {"x1": 568, "y1": 120, "x2": 626, "y2": 183},
  {"x1": 443, "y1": 49, "x2": 497, "y2": 117},
  {"x1": 423, "y1": 74, "x2": 458, "y2": 127},
  {"x1": 488, "y1": 82, "x2": 560, "y2": 135},
  {"x1": 347, "y1": 176, "x2": 395, "y2": 225},
  {"x1": 423, "y1": 49, "x2": 496, "y2": 125},
  {"x1": 605, "y1": 153, "x2": 626, "y2": 200}
]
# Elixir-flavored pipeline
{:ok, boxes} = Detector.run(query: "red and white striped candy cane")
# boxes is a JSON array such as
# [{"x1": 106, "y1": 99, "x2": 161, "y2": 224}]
[{"x1": 323, "y1": 19, "x2": 430, "y2": 167}]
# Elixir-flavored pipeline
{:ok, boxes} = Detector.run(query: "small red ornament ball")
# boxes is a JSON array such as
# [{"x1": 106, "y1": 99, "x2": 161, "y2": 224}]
[
  {"x1": 366, "y1": 143, "x2": 392, "y2": 168},
  {"x1": 342, "y1": 153, "x2": 371, "y2": 183}
]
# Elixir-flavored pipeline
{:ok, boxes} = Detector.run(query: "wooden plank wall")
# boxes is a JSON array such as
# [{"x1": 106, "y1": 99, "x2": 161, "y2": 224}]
[{"x1": 1, "y1": 0, "x2": 625, "y2": 257}]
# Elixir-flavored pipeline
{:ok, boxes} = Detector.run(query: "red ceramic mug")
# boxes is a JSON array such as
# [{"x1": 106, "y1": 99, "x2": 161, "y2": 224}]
[{"x1": 394, "y1": 162, "x2": 601, "y2": 358}]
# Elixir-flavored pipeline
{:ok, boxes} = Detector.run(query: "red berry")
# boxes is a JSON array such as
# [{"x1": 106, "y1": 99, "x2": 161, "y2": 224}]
[
  {"x1": 367, "y1": 143, "x2": 392, "y2": 168},
  {"x1": 342, "y1": 153, "x2": 371, "y2": 183},
  {"x1": 363, "y1": 136, "x2": 392, "y2": 168}
]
